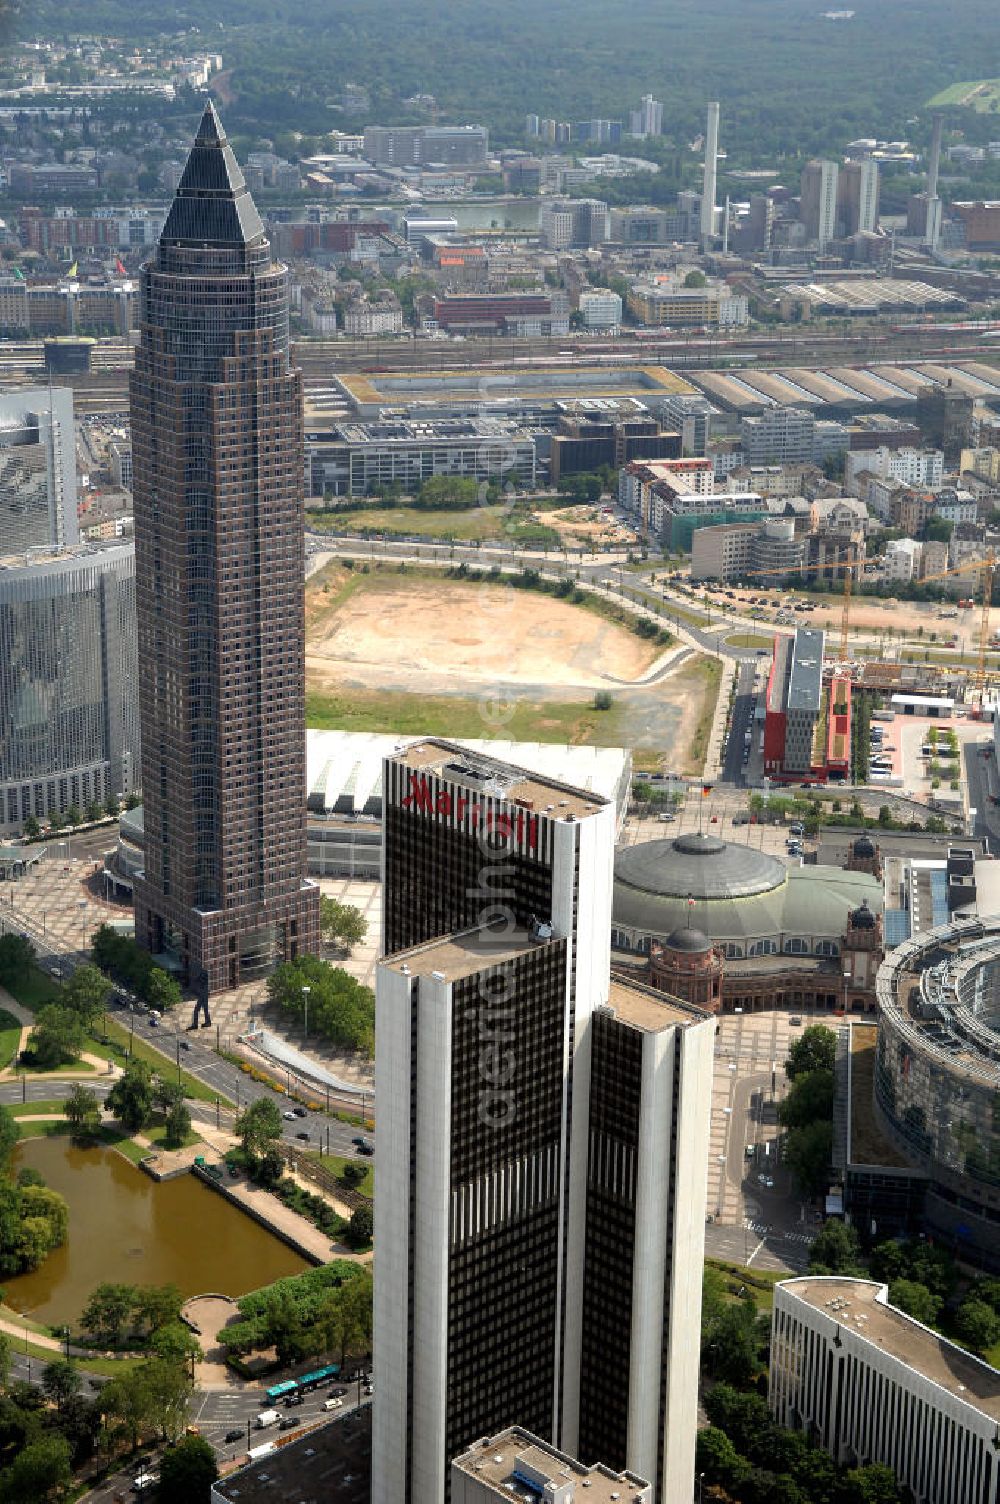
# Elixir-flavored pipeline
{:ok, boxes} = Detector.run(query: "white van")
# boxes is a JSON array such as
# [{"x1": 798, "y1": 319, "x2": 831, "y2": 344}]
[
  {"x1": 323, "y1": 1396, "x2": 344, "y2": 1411},
  {"x1": 255, "y1": 1409, "x2": 280, "y2": 1429}
]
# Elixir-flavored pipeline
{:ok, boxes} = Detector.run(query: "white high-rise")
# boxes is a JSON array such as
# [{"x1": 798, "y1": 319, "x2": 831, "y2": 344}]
[
  {"x1": 0, "y1": 386, "x2": 78, "y2": 555},
  {"x1": 800, "y1": 158, "x2": 839, "y2": 247},
  {"x1": 700, "y1": 102, "x2": 720, "y2": 248},
  {"x1": 373, "y1": 739, "x2": 713, "y2": 1504}
]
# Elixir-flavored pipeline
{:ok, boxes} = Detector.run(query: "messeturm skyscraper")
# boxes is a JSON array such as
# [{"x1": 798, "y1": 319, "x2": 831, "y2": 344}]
[{"x1": 131, "y1": 102, "x2": 319, "y2": 993}]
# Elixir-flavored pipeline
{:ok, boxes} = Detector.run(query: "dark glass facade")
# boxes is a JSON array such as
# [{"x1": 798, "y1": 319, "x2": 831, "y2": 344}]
[
  {"x1": 444, "y1": 942, "x2": 568, "y2": 1477},
  {"x1": 131, "y1": 103, "x2": 318, "y2": 990}
]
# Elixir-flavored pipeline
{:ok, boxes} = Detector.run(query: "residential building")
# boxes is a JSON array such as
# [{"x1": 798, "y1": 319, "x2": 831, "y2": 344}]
[
  {"x1": 374, "y1": 740, "x2": 711, "y2": 1504},
  {"x1": 627, "y1": 279, "x2": 749, "y2": 328},
  {"x1": 363, "y1": 124, "x2": 488, "y2": 167},
  {"x1": 844, "y1": 445, "x2": 943, "y2": 496},
  {"x1": 549, "y1": 414, "x2": 679, "y2": 485},
  {"x1": 749, "y1": 517, "x2": 807, "y2": 578},
  {"x1": 130, "y1": 103, "x2": 319, "y2": 993},
  {"x1": 883, "y1": 537, "x2": 923, "y2": 584},
  {"x1": 629, "y1": 94, "x2": 663, "y2": 139},
  {"x1": 341, "y1": 300, "x2": 404, "y2": 336},
  {"x1": 740, "y1": 407, "x2": 816, "y2": 466},
  {"x1": 934, "y1": 487, "x2": 977, "y2": 526},
  {"x1": 661, "y1": 394, "x2": 719, "y2": 457},
  {"x1": 0, "y1": 275, "x2": 137, "y2": 337},
  {"x1": 837, "y1": 160, "x2": 879, "y2": 235},
  {"x1": 539, "y1": 197, "x2": 609, "y2": 250},
  {"x1": 951, "y1": 201, "x2": 1000, "y2": 251},
  {"x1": 453, "y1": 1429, "x2": 650, "y2": 1502},
  {"x1": 690, "y1": 521, "x2": 759, "y2": 581},
  {"x1": 961, "y1": 447, "x2": 1000, "y2": 484},
  {"x1": 0, "y1": 386, "x2": 78, "y2": 553},
  {"x1": 577, "y1": 288, "x2": 622, "y2": 330},
  {"x1": 0, "y1": 542, "x2": 138, "y2": 834},
  {"x1": 701, "y1": 102, "x2": 720, "y2": 248},
  {"x1": 800, "y1": 159, "x2": 839, "y2": 247},
  {"x1": 771, "y1": 1277, "x2": 1000, "y2": 1504},
  {"x1": 305, "y1": 416, "x2": 536, "y2": 498}
]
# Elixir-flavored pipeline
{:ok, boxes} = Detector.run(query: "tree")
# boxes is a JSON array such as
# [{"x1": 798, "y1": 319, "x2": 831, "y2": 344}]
[
  {"x1": 785, "y1": 1024, "x2": 837, "y2": 1080},
  {"x1": 84, "y1": 800, "x2": 103, "y2": 823},
  {"x1": 0, "y1": 1333, "x2": 10, "y2": 1391},
  {"x1": 26, "y1": 1005, "x2": 86, "y2": 1068},
  {"x1": 696, "y1": 1426, "x2": 746, "y2": 1492},
  {"x1": 267, "y1": 956, "x2": 375, "y2": 1057},
  {"x1": 40, "y1": 1358, "x2": 81, "y2": 1412},
  {"x1": 133, "y1": 1284, "x2": 183, "y2": 1337},
  {"x1": 0, "y1": 1434, "x2": 71, "y2": 1502},
  {"x1": 157, "y1": 1433, "x2": 218, "y2": 1503},
  {"x1": 684, "y1": 268, "x2": 707, "y2": 287},
  {"x1": 163, "y1": 1100, "x2": 192, "y2": 1149},
  {"x1": 106, "y1": 1059, "x2": 154, "y2": 1132},
  {"x1": 778, "y1": 1068, "x2": 834, "y2": 1129},
  {"x1": 319, "y1": 896, "x2": 367, "y2": 954},
  {"x1": 61, "y1": 963, "x2": 111, "y2": 1027},
  {"x1": 235, "y1": 1097, "x2": 283, "y2": 1160},
  {"x1": 148, "y1": 1321, "x2": 202, "y2": 1365},
  {"x1": 888, "y1": 1278, "x2": 941, "y2": 1326},
  {"x1": 784, "y1": 1118, "x2": 833, "y2": 1198},
  {"x1": 0, "y1": 1106, "x2": 18, "y2": 1170},
  {"x1": 65, "y1": 805, "x2": 82, "y2": 828},
  {"x1": 63, "y1": 1084, "x2": 101, "y2": 1142},
  {"x1": 809, "y1": 1218, "x2": 862, "y2": 1275},
  {"x1": 103, "y1": 795, "x2": 121, "y2": 818},
  {"x1": 702, "y1": 1300, "x2": 762, "y2": 1387},
  {"x1": 842, "y1": 1462, "x2": 905, "y2": 1503},
  {"x1": 146, "y1": 967, "x2": 182, "y2": 1011},
  {"x1": 21, "y1": 816, "x2": 39, "y2": 840},
  {"x1": 955, "y1": 1296, "x2": 1000, "y2": 1353},
  {"x1": 81, "y1": 1282, "x2": 137, "y2": 1348},
  {"x1": 0, "y1": 934, "x2": 36, "y2": 988},
  {"x1": 346, "y1": 1204, "x2": 373, "y2": 1249}
]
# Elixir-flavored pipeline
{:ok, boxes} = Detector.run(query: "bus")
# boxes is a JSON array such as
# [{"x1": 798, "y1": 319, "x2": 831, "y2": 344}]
[
  {"x1": 265, "y1": 1380, "x2": 298, "y2": 1403},
  {"x1": 297, "y1": 1364, "x2": 340, "y2": 1393}
]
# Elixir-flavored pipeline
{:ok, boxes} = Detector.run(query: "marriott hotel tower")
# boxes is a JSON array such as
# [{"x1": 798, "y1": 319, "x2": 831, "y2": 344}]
[{"x1": 130, "y1": 103, "x2": 319, "y2": 991}]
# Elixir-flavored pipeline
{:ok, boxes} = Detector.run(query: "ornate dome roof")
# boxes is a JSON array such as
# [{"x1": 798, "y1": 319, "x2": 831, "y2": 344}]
[
  {"x1": 663, "y1": 926, "x2": 713, "y2": 954},
  {"x1": 850, "y1": 899, "x2": 877, "y2": 929},
  {"x1": 852, "y1": 835, "x2": 876, "y2": 858},
  {"x1": 615, "y1": 832, "x2": 786, "y2": 903}
]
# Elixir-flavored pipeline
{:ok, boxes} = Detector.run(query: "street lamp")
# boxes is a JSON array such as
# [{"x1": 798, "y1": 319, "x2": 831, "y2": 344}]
[{"x1": 302, "y1": 984, "x2": 311, "y2": 1043}]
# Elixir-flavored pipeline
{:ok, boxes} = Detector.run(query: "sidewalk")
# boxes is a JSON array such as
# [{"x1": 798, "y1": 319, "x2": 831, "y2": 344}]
[{"x1": 703, "y1": 655, "x2": 738, "y2": 780}]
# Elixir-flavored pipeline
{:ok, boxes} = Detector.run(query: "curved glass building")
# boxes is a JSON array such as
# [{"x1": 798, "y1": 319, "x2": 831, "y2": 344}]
[
  {"x1": 874, "y1": 917, "x2": 1000, "y2": 1269},
  {"x1": 0, "y1": 541, "x2": 138, "y2": 833}
]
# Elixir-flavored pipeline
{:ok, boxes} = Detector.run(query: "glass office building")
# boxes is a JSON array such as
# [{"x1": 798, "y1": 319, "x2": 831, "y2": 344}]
[
  {"x1": 0, "y1": 541, "x2": 138, "y2": 833},
  {"x1": 0, "y1": 387, "x2": 78, "y2": 555}
]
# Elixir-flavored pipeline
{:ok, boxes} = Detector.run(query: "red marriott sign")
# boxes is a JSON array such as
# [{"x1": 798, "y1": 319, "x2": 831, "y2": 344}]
[{"x1": 399, "y1": 771, "x2": 540, "y2": 852}]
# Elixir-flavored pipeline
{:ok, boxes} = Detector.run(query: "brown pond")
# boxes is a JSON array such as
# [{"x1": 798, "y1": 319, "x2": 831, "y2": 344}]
[{"x1": 4, "y1": 1136, "x2": 309, "y2": 1326}]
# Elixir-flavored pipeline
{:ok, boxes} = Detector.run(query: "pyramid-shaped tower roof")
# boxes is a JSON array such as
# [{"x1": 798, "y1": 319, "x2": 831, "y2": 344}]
[{"x1": 159, "y1": 100, "x2": 266, "y2": 250}]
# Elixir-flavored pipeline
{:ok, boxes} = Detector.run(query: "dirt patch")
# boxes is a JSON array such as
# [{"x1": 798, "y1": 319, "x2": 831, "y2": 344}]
[
  {"x1": 306, "y1": 575, "x2": 660, "y2": 694},
  {"x1": 545, "y1": 504, "x2": 634, "y2": 548}
]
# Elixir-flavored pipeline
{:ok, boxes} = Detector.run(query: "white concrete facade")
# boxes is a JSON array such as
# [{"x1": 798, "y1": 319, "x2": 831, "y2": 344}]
[{"x1": 771, "y1": 1278, "x2": 1000, "y2": 1504}]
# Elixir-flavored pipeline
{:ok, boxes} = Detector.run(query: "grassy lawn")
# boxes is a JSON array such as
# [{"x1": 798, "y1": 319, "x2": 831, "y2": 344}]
[
  {"x1": 10, "y1": 1099, "x2": 64, "y2": 1116},
  {"x1": 928, "y1": 77, "x2": 1000, "y2": 110},
  {"x1": 321, "y1": 1151, "x2": 374, "y2": 1200},
  {"x1": 14, "y1": 1117, "x2": 72, "y2": 1140},
  {"x1": 687, "y1": 657, "x2": 724, "y2": 771},
  {"x1": 306, "y1": 685, "x2": 630, "y2": 750},
  {"x1": 144, "y1": 1119, "x2": 203, "y2": 1151},
  {"x1": 706, "y1": 1257, "x2": 784, "y2": 1315},
  {"x1": 310, "y1": 503, "x2": 516, "y2": 543},
  {"x1": 1, "y1": 966, "x2": 60, "y2": 1011},
  {"x1": 0, "y1": 1008, "x2": 21, "y2": 1069},
  {"x1": 19, "y1": 1058, "x2": 93, "y2": 1075},
  {"x1": 726, "y1": 632, "x2": 775, "y2": 650}
]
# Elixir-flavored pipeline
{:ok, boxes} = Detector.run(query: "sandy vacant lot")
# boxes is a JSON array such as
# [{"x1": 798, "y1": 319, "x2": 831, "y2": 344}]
[{"x1": 307, "y1": 576, "x2": 660, "y2": 694}]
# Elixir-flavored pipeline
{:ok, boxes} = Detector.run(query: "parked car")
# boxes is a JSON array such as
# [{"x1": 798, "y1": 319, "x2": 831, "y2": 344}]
[
  {"x1": 351, "y1": 1136, "x2": 367, "y2": 1148},
  {"x1": 283, "y1": 1111, "x2": 297, "y2": 1121},
  {"x1": 357, "y1": 1140, "x2": 374, "y2": 1157},
  {"x1": 293, "y1": 1106, "x2": 308, "y2": 1118},
  {"x1": 279, "y1": 1416, "x2": 301, "y2": 1431},
  {"x1": 224, "y1": 1428, "x2": 244, "y2": 1444},
  {"x1": 179, "y1": 1040, "x2": 191, "y2": 1051},
  {"x1": 757, "y1": 1174, "x2": 775, "y2": 1189}
]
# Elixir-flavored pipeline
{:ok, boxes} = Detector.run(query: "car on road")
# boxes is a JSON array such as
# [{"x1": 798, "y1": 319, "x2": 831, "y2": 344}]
[
  {"x1": 745, "y1": 1145, "x2": 755, "y2": 1159},
  {"x1": 757, "y1": 1174, "x2": 775, "y2": 1188},
  {"x1": 293, "y1": 1106, "x2": 308, "y2": 1117},
  {"x1": 283, "y1": 1111, "x2": 297, "y2": 1121},
  {"x1": 790, "y1": 1016, "x2": 802, "y2": 1026},
  {"x1": 147, "y1": 1015, "x2": 159, "y2": 1027},
  {"x1": 279, "y1": 1416, "x2": 301, "y2": 1431},
  {"x1": 224, "y1": 1428, "x2": 244, "y2": 1444},
  {"x1": 789, "y1": 822, "x2": 804, "y2": 836},
  {"x1": 179, "y1": 1040, "x2": 191, "y2": 1051},
  {"x1": 295, "y1": 1131, "x2": 310, "y2": 1142},
  {"x1": 356, "y1": 1139, "x2": 374, "y2": 1156},
  {"x1": 132, "y1": 1474, "x2": 160, "y2": 1494},
  {"x1": 323, "y1": 1396, "x2": 344, "y2": 1411}
]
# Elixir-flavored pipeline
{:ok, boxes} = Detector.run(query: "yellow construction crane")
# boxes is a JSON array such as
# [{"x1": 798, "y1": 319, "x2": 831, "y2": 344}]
[
  {"x1": 746, "y1": 552, "x2": 860, "y2": 663},
  {"x1": 919, "y1": 553, "x2": 997, "y2": 698}
]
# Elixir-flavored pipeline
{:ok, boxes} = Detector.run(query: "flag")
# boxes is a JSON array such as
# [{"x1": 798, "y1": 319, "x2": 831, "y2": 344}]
[
  {"x1": 115, "y1": 257, "x2": 127, "y2": 276},
  {"x1": 12, "y1": 266, "x2": 25, "y2": 282},
  {"x1": 67, "y1": 261, "x2": 78, "y2": 278},
  {"x1": 701, "y1": 783, "x2": 713, "y2": 798}
]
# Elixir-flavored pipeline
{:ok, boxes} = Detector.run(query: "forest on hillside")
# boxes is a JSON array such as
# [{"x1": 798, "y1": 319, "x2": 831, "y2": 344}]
[{"x1": 10, "y1": 0, "x2": 1000, "y2": 163}]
